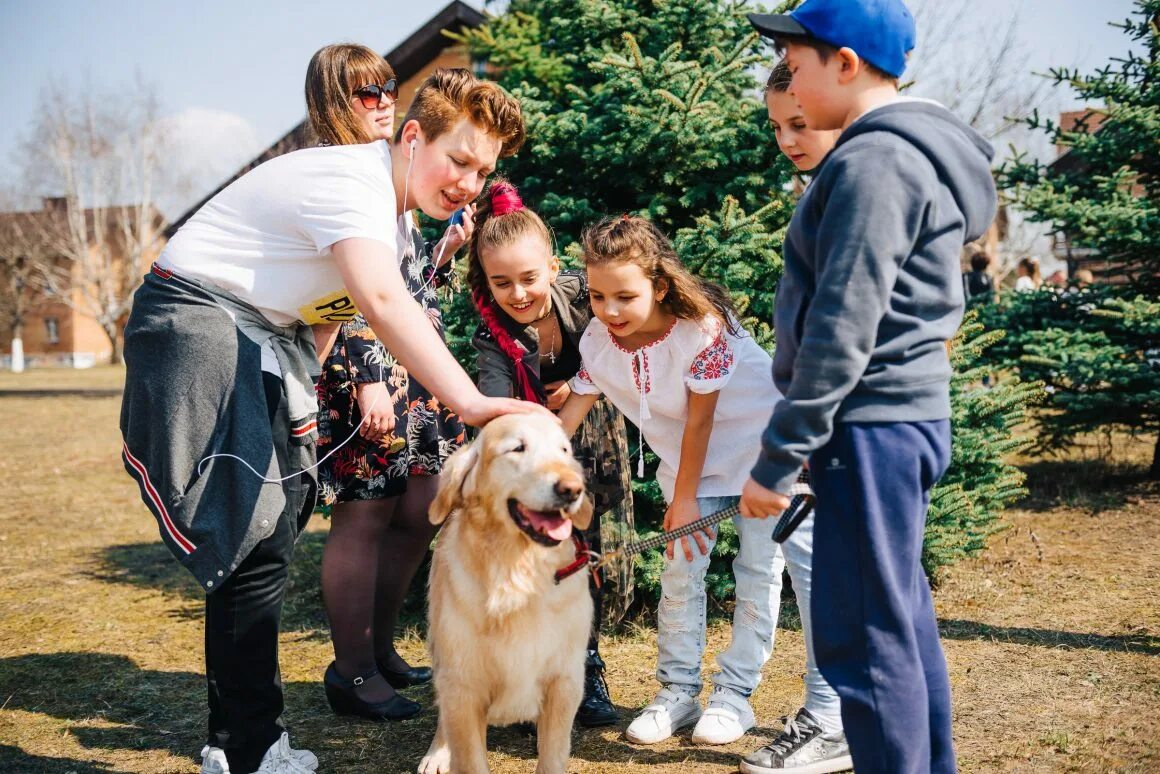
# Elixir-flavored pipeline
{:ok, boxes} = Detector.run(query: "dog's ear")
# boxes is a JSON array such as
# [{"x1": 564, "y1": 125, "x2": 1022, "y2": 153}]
[
  {"x1": 571, "y1": 493, "x2": 595, "y2": 531},
  {"x1": 429, "y1": 443, "x2": 479, "y2": 525}
]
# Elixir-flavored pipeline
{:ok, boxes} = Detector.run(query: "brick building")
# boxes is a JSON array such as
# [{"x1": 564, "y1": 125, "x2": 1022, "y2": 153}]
[
  {"x1": 1048, "y1": 108, "x2": 1139, "y2": 284},
  {"x1": 0, "y1": 197, "x2": 166, "y2": 368}
]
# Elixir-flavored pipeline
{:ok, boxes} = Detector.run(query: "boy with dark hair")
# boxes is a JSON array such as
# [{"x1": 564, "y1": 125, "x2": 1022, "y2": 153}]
[
  {"x1": 964, "y1": 250, "x2": 995, "y2": 302},
  {"x1": 739, "y1": 1, "x2": 997, "y2": 772}
]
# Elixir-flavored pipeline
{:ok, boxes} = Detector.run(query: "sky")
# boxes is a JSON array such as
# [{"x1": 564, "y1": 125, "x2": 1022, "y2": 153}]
[{"x1": 0, "y1": 0, "x2": 1140, "y2": 219}]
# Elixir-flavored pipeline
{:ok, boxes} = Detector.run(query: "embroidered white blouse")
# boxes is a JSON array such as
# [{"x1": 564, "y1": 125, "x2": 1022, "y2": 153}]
[{"x1": 569, "y1": 315, "x2": 781, "y2": 502}]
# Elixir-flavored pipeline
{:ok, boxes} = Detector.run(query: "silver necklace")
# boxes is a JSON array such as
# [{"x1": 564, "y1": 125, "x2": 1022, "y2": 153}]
[
  {"x1": 533, "y1": 299, "x2": 557, "y2": 364},
  {"x1": 541, "y1": 317, "x2": 558, "y2": 365}
]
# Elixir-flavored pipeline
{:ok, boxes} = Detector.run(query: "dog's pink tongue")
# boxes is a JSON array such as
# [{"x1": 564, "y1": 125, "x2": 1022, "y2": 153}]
[{"x1": 525, "y1": 508, "x2": 573, "y2": 541}]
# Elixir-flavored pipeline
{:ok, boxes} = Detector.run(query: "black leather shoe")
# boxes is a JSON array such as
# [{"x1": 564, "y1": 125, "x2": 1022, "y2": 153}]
[
  {"x1": 575, "y1": 650, "x2": 619, "y2": 727},
  {"x1": 324, "y1": 662, "x2": 421, "y2": 721},
  {"x1": 379, "y1": 661, "x2": 433, "y2": 689}
]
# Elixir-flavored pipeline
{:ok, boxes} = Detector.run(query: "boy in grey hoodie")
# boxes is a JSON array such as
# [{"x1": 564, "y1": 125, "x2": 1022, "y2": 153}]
[{"x1": 741, "y1": 2, "x2": 997, "y2": 772}]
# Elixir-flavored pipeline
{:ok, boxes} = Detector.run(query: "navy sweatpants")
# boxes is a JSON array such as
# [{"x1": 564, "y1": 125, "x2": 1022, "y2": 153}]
[{"x1": 809, "y1": 420, "x2": 955, "y2": 774}]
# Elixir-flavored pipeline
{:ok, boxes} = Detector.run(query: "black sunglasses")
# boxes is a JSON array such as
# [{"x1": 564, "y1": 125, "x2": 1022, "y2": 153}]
[{"x1": 352, "y1": 80, "x2": 398, "y2": 109}]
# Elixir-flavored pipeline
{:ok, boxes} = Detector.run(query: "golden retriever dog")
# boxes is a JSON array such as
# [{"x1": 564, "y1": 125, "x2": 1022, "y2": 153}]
[{"x1": 418, "y1": 413, "x2": 595, "y2": 774}]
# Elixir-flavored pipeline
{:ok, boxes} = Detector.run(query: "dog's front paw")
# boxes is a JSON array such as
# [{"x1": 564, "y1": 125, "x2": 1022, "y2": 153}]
[{"x1": 418, "y1": 744, "x2": 451, "y2": 774}]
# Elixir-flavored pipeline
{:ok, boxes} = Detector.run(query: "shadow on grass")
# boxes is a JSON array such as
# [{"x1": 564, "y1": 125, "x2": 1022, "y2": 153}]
[
  {"x1": 0, "y1": 652, "x2": 203, "y2": 762},
  {"x1": 0, "y1": 745, "x2": 118, "y2": 773},
  {"x1": 569, "y1": 736, "x2": 756, "y2": 767},
  {"x1": 939, "y1": 618, "x2": 1160, "y2": 656},
  {"x1": 90, "y1": 530, "x2": 432, "y2": 638},
  {"x1": 90, "y1": 532, "x2": 330, "y2": 635},
  {"x1": 329, "y1": 708, "x2": 784, "y2": 769},
  {"x1": 0, "y1": 652, "x2": 788, "y2": 771},
  {"x1": 0, "y1": 389, "x2": 121, "y2": 398},
  {"x1": 0, "y1": 651, "x2": 451, "y2": 771},
  {"x1": 1017, "y1": 457, "x2": 1157, "y2": 514}
]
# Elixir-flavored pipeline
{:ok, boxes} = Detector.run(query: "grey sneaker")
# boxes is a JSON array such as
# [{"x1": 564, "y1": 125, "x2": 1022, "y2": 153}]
[{"x1": 739, "y1": 707, "x2": 853, "y2": 774}]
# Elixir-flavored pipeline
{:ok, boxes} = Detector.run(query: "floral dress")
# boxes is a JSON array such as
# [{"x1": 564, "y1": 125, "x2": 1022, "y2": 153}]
[{"x1": 316, "y1": 220, "x2": 466, "y2": 505}]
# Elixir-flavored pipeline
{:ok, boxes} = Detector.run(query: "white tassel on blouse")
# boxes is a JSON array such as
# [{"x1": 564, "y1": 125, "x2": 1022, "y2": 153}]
[{"x1": 635, "y1": 349, "x2": 651, "y2": 478}]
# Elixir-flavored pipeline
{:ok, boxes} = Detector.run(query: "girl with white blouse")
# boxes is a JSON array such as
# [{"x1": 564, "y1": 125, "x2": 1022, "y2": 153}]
[{"x1": 559, "y1": 216, "x2": 839, "y2": 750}]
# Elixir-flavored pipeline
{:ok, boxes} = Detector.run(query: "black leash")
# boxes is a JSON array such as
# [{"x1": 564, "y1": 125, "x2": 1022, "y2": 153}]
[{"x1": 593, "y1": 470, "x2": 814, "y2": 569}]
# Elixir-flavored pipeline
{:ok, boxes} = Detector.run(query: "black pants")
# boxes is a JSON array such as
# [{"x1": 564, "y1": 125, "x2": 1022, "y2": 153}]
[
  {"x1": 205, "y1": 371, "x2": 314, "y2": 773},
  {"x1": 206, "y1": 506, "x2": 294, "y2": 772}
]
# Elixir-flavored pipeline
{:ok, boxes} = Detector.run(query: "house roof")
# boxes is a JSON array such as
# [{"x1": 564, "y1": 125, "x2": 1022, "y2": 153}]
[
  {"x1": 0, "y1": 198, "x2": 166, "y2": 246},
  {"x1": 164, "y1": 0, "x2": 485, "y2": 238},
  {"x1": 1048, "y1": 109, "x2": 1106, "y2": 174}
]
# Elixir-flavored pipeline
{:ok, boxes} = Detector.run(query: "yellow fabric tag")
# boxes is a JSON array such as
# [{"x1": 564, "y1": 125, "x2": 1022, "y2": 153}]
[{"x1": 299, "y1": 290, "x2": 360, "y2": 325}]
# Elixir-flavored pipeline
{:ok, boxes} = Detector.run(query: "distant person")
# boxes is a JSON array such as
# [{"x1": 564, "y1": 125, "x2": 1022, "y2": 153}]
[
  {"x1": 1072, "y1": 268, "x2": 1094, "y2": 288},
  {"x1": 962, "y1": 251, "x2": 995, "y2": 303},
  {"x1": 1046, "y1": 269, "x2": 1067, "y2": 287},
  {"x1": 1065, "y1": 268, "x2": 1098, "y2": 311},
  {"x1": 1014, "y1": 257, "x2": 1041, "y2": 292}
]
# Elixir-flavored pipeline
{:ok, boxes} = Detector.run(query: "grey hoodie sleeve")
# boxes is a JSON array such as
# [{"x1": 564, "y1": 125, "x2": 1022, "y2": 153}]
[{"x1": 751, "y1": 143, "x2": 932, "y2": 494}]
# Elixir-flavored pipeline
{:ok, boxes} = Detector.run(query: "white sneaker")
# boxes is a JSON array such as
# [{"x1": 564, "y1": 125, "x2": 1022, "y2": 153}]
[
  {"x1": 201, "y1": 733, "x2": 319, "y2": 774},
  {"x1": 691, "y1": 690, "x2": 755, "y2": 744},
  {"x1": 625, "y1": 685, "x2": 702, "y2": 744},
  {"x1": 200, "y1": 745, "x2": 231, "y2": 774},
  {"x1": 254, "y1": 733, "x2": 319, "y2": 773}
]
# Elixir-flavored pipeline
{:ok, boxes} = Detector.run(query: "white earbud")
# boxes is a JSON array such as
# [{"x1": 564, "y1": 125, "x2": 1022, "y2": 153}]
[{"x1": 409, "y1": 138, "x2": 417, "y2": 157}]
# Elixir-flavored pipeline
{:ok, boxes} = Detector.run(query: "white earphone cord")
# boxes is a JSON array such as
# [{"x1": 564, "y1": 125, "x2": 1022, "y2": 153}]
[{"x1": 197, "y1": 140, "x2": 456, "y2": 484}]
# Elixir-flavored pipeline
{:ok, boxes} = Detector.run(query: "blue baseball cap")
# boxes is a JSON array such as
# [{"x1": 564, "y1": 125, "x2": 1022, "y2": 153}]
[{"x1": 747, "y1": 0, "x2": 917, "y2": 78}]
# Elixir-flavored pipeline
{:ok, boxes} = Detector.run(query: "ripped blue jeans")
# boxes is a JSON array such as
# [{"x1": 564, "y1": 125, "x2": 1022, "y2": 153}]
[{"x1": 655, "y1": 495, "x2": 841, "y2": 727}]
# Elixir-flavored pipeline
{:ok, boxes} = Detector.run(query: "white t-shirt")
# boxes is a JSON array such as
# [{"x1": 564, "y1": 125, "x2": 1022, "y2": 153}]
[
  {"x1": 570, "y1": 315, "x2": 781, "y2": 501},
  {"x1": 159, "y1": 141, "x2": 400, "y2": 326},
  {"x1": 1014, "y1": 275, "x2": 1037, "y2": 292}
]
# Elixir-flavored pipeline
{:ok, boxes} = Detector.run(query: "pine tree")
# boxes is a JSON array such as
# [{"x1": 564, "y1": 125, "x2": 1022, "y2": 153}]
[
  {"x1": 451, "y1": 0, "x2": 793, "y2": 291},
  {"x1": 925, "y1": 313, "x2": 1044, "y2": 576},
  {"x1": 993, "y1": 0, "x2": 1160, "y2": 476},
  {"x1": 440, "y1": 0, "x2": 792, "y2": 378},
  {"x1": 447, "y1": 0, "x2": 1037, "y2": 603}
]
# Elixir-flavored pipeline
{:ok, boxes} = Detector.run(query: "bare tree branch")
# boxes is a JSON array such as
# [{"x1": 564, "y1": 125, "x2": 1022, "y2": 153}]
[
  {"x1": 904, "y1": 0, "x2": 1062, "y2": 278},
  {"x1": 906, "y1": 0, "x2": 1057, "y2": 145},
  {"x1": 0, "y1": 197, "x2": 59, "y2": 370},
  {"x1": 907, "y1": 0, "x2": 970, "y2": 79},
  {"x1": 16, "y1": 79, "x2": 170, "y2": 364}
]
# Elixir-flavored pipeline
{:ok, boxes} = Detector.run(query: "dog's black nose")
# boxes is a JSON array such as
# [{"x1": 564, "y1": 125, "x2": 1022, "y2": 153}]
[{"x1": 554, "y1": 478, "x2": 582, "y2": 503}]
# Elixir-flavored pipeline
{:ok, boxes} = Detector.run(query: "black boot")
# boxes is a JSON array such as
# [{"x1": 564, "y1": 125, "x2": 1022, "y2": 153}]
[{"x1": 575, "y1": 650, "x2": 618, "y2": 727}]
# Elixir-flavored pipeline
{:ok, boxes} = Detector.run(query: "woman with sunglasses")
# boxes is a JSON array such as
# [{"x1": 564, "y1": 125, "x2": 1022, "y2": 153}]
[
  {"x1": 304, "y1": 43, "x2": 473, "y2": 726},
  {"x1": 120, "y1": 57, "x2": 536, "y2": 773}
]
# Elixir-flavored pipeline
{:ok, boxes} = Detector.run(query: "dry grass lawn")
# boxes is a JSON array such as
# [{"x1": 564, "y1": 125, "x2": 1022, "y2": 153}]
[
  {"x1": 0, "y1": 364, "x2": 125, "y2": 392},
  {"x1": 0, "y1": 376, "x2": 1156, "y2": 772}
]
